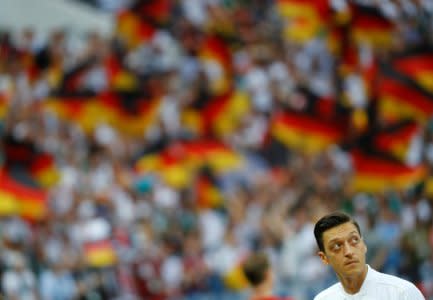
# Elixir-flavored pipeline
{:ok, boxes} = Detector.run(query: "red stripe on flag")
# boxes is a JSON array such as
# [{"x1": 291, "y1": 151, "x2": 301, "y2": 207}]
[{"x1": 380, "y1": 78, "x2": 433, "y2": 116}]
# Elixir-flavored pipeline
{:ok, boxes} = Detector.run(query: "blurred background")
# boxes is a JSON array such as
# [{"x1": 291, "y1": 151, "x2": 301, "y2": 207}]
[{"x1": 0, "y1": 0, "x2": 433, "y2": 299}]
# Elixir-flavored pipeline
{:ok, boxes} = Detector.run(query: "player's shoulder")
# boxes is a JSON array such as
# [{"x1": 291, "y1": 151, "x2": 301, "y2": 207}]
[
  {"x1": 313, "y1": 282, "x2": 341, "y2": 300},
  {"x1": 371, "y1": 270, "x2": 423, "y2": 295},
  {"x1": 372, "y1": 268, "x2": 415, "y2": 287}
]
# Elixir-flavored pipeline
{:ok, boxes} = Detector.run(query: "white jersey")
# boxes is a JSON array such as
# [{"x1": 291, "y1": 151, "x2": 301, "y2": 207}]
[{"x1": 314, "y1": 265, "x2": 425, "y2": 300}]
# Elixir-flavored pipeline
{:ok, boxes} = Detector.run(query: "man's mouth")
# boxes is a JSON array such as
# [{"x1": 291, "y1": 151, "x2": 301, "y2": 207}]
[{"x1": 345, "y1": 260, "x2": 358, "y2": 266}]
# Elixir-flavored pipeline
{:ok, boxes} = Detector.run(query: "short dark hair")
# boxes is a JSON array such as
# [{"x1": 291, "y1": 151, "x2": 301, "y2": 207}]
[
  {"x1": 242, "y1": 252, "x2": 270, "y2": 286},
  {"x1": 314, "y1": 211, "x2": 362, "y2": 252}
]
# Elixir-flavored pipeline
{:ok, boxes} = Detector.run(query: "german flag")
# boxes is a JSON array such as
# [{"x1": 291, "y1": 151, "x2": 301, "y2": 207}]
[
  {"x1": 152, "y1": 140, "x2": 243, "y2": 173},
  {"x1": 136, "y1": 140, "x2": 243, "y2": 188},
  {"x1": 116, "y1": 10, "x2": 156, "y2": 50},
  {"x1": 0, "y1": 172, "x2": 47, "y2": 221},
  {"x1": 137, "y1": 0, "x2": 172, "y2": 24},
  {"x1": 373, "y1": 121, "x2": 420, "y2": 163},
  {"x1": 58, "y1": 60, "x2": 93, "y2": 94},
  {"x1": 0, "y1": 79, "x2": 12, "y2": 126},
  {"x1": 276, "y1": 0, "x2": 329, "y2": 18},
  {"x1": 43, "y1": 97, "x2": 109, "y2": 134},
  {"x1": 43, "y1": 97, "x2": 85, "y2": 120},
  {"x1": 0, "y1": 173, "x2": 20, "y2": 217},
  {"x1": 350, "y1": 151, "x2": 427, "y2": 193},
  {"x1": 377, "y1": 77, "x2": 433, "y2": 123},
  {"x1": 135, "y1": 148, "x2": 193, "y2": 188},
  {"x1": 178, "y1": 140, "x2": 244, "y2": 174},
  {"x1": 326, "y1": 26, "x2": 344, "y2": 55},
  {"x1": 104, "y1": 55, "x2": 138, "y2": 91},
  {"x1": 30, "y1": 153, "x2": 60, "y2": 188},
  {"x1": 351, "y1": 5, "x2": 394, "y2": 48},
  {"x1": 83, "y1": 240, "x2": 117, "y2": 268},
  {"x1": 195, "y1": 169, "x2": 224, "y2": 209},
  {"x1": 270, "y1": 112, "x2": 343, "y2": 154},
  {"x1": 0, "y1": 92, "x2": 9, "y2": 128},
  {"x1": 199, "y1": 36, "x2": 233, "y2": 95},
  {"x1": 276, "y1": 0, "x2": 331, "y2": 43},
  {"x1": 44, "y1": 93, "x2": 161, "y2": 137},
  {"x1": 393, "y1": 52, "x2": 433, "y2": 93},
  {"x1": 203, "y1": 89, "x2": 250, "y2": 138},
  {"x1": 99, "y1": 92, "x2": 162, "y2": 137}
]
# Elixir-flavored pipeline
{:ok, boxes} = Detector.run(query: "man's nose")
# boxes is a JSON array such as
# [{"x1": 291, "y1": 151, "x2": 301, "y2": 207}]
[{"x1": 343, "y1": 241, "x2": 354, "y2": 256}]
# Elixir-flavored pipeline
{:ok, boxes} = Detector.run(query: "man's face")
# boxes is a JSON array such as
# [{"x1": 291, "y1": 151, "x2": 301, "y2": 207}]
[{"x1": 318, "y1": 222, "x2": 367, "y2": 278}]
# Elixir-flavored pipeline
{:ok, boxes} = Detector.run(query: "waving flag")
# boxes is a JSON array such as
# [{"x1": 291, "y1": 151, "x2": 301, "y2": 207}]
[
  {"x1": 44, "y1": 92, "x2": 161, "y2": 137},
  {"x1": 43, "y1": 97, "x2": 108, "y2": 134},
  {"x1": 135, "y1": 147, "x2": 193, "y2": 188},
  {"x1": 178, "y1": 140, "x2": 244, "y2": 173},
  {"x1": 84, "y1": 240, "x2": 117, "y2": 268},
  {"x1": 271, "y1": 112, "x2": 343, "y2": 154},
  {"x1": 199, "y1": 36, "x2": 233, "y2": 95},
  {"x1": 276, "y1": 0, "x2": 331, "y2": 42},
  {"x1": 0, "y1": 172, "x2": 48, "y2": 221},
  {"x1": 195, "y1": 168, "x2": 224, "y2": 209},
  {"x1": 181, "y1": 89, "x2": 250, "y2": 138},
  {"x1": 116, "y1": 10, "x2": 156, "y2": 49},
  {"x1": 0, "y1": 83, "x2": 11, "y2": 129},
  {"x1": 378, "y1": 77, "x2": 433, "y2": 123},
  {"x1": 276, "y1": 0, "x2": 329, "y2": 18},
  {"x1": 0, "y1": 91, "x2": 10, "y2": 120},
  {"x1": 136, "y1": 140, "x2": 243, "y2": 188},
  {"x1": 350, "y1": 151, "x2": 426, "y2": 193},
  {"x1": 30, "y1": 153, "x2": 60, "y2": 188},
  {"x1": 137, "y1": 0, "x2": 172, "y2": 24},
  {"x1": 374, "y1": 121, "x2": 421, "y2": 163},
  {"x1": 104, "y1": 55, "x2": 138, "y2": 91},
  {"x1": 393, "y1": 51, "x2": 433, "y2": 93},
  {"x1": 351, "y1": 5, "x2": 394, "y2": 48},
  {"x1": 99, "y1": 92, "x2": 162, "y2": 137},
  {"x1": 203, "y1": 89, "x2": 250, "y2": 138}
]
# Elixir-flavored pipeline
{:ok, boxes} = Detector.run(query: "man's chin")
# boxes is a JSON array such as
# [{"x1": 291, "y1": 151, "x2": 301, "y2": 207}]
[
  {"x1": 343, "y1": 263, "x2": 365, "y2": 276},
  {"x1": 344, "y1": 262, "x2": 363, "y2": 274}
]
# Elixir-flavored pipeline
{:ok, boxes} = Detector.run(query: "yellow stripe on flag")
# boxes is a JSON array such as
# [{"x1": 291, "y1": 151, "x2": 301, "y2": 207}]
[
  {"x1": 379, "y1": 96, "x2": 429, "y2": 123},
  {"x1": 272, "y1": 122, "x2": 334, "y2": 154},
  {"x1": 85, "y1": 243, "x2": 117, "y2": 268},
  {"x1": 0, "y1": 191, "x2": 19, "y2": 216},
  {"x1": 415, "y1": 72, "x2": 433, "y2": 93}
]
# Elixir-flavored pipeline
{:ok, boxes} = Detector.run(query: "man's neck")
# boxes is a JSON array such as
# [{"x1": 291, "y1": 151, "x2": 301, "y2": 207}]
[{"x1": 338, "y1": 264, "x2": 368, "y2": 295}]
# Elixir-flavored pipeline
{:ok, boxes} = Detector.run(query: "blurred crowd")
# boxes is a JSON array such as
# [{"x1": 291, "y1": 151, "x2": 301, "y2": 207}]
[{"x1": 1, "y1": 0, "x2": 433, "y2": 299}]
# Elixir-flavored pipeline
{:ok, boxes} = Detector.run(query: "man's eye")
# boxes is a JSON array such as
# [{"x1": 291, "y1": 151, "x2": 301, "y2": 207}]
[
  {"x1": 331, "y1": 243, "x2": 341, "y2": 251},
  {"x1": 350, "y1": 237, "x2": 360, "y2": 244}
]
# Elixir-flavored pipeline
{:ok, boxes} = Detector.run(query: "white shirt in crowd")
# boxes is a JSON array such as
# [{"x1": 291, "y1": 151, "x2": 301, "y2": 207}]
[{"x1": 314, "y1": 265, "x2": 425, "y2": 300}]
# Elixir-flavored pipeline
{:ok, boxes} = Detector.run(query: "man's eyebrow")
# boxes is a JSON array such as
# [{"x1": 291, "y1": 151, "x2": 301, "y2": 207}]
[{"x1": 327, "y1": 231, "x2": 359, "y2": 244}]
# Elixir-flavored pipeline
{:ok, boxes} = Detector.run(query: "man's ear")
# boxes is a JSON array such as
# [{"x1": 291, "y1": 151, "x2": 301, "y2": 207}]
[{"x1": 318, "y1": 251, "x2": 329, "y2": 265}]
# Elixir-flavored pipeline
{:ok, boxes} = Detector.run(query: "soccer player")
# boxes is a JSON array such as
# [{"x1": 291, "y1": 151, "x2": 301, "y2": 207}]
[{"x1": 313, "y1": 211, "x2": 425, "y2": 299}]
